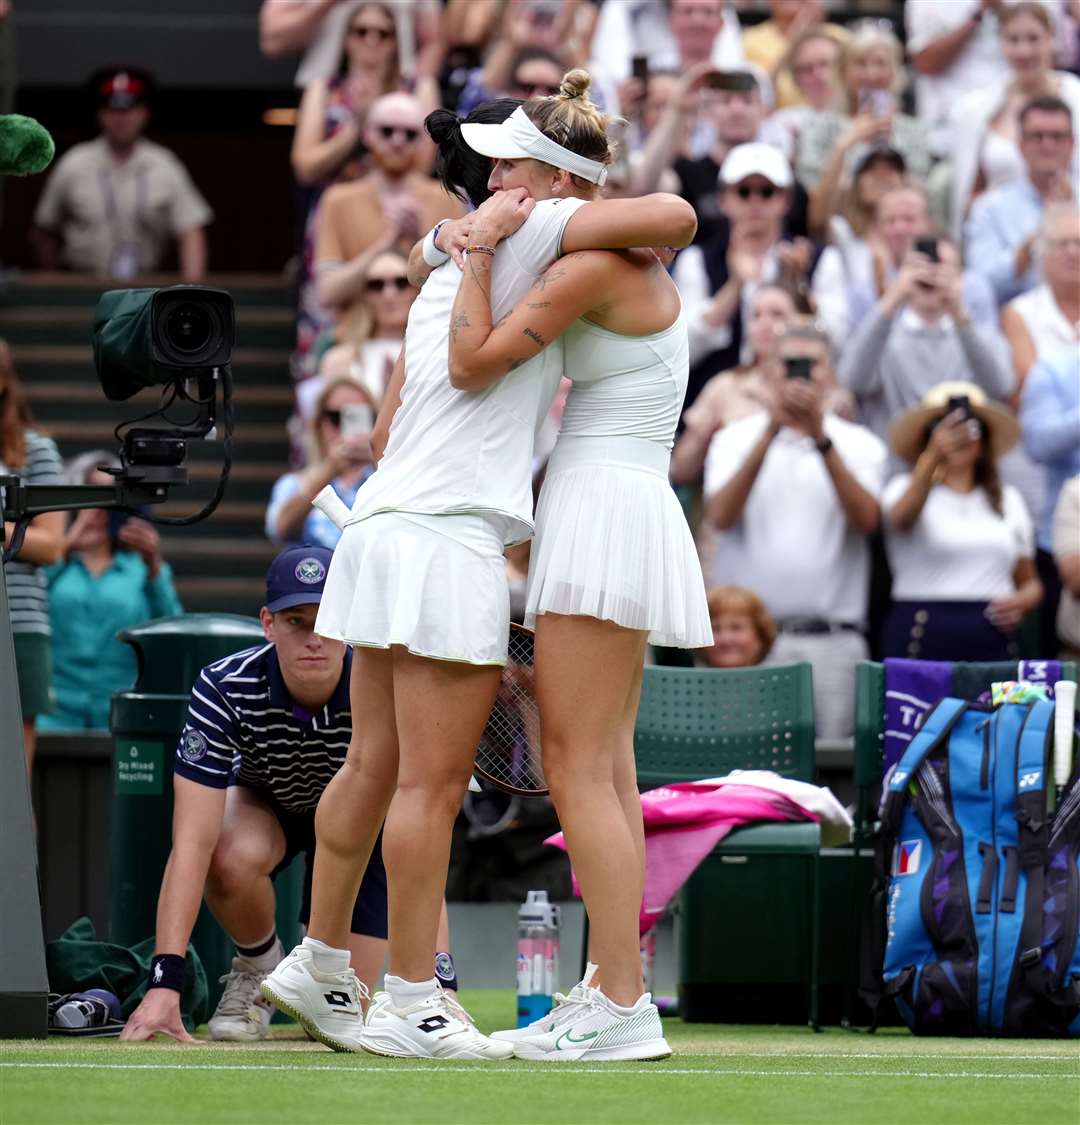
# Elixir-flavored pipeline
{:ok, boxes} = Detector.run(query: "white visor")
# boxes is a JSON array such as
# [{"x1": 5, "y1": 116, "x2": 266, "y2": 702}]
[{"x1": 460, "y1": 106, "x2": 608, "y2": 186}]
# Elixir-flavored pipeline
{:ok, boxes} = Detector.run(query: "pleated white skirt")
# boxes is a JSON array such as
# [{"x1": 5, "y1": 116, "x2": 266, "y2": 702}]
[
  {"x1": 525, "y1": 436, "x2": 712, "y2": 648},
  {"x1": 316, "y1": 511, "x2": 510, "y2": 666}
]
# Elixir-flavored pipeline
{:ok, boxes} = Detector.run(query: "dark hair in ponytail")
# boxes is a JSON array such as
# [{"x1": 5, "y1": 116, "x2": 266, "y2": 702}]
[{"x1": 426, "y1": 97, "x2": 521, "y2": 209}]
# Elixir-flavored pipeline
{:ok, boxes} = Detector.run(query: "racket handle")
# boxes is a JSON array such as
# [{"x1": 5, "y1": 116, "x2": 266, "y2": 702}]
[
  {"x1": 1054, "y1": 680, "x2": 1077, "y2": 790},
  {"x1": 312, "y1": 486, "x2": 351, "y2": 531}
]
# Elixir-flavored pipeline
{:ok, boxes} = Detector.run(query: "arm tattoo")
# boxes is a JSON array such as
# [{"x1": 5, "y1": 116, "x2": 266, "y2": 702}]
[
  {"x1": 508, "y1": 357, "x2": 529, "y2": 371},
  {"x1": 526, "y1": 301, "x2": 551, "y2": 310},
  {"x1": 522, "y1": 327, "x2": 546, "y2": 348},
  {"x1": 450, "y1": 312, "x2": 470, "y2": 342},
  {"x1": 530, "y1": 268, "x2": 566, "y2": 292}
]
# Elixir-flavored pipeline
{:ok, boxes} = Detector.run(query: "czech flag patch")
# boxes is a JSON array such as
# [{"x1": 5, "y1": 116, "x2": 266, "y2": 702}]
[{"x1": 894, "y1": 840, "x2": 922, "y2": 876}]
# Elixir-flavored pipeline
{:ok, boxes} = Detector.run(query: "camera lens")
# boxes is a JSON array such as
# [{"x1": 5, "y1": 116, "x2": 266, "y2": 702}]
[{"x1": 164, "y1": 302, "x2": 213, "y2": 355}]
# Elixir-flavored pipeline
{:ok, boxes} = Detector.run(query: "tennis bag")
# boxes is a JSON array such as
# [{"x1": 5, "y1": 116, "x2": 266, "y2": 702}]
[{"x1": 862, "y1": 696, "x2": 1080, "y2": 1036}]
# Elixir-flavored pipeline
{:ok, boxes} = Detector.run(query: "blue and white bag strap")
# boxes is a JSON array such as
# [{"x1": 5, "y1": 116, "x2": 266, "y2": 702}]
[
  {"x1": 882, "y1": 697, "x2": 969, "y2": 835},
  {"x1": 1015, "y1": 699, "x2": 1054, "y2": 981}
]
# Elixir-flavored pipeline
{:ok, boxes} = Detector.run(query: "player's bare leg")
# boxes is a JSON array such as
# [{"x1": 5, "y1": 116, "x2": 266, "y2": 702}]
[
  {"x1": 359, "y1": 650, "x2": 512, "y2": 1059},
  {"x1": 262, "y1": 647, "x2": 398, "y2": 1051},
  {"x1": 503, "y1": 613, "x2": 669, "y2": 1062}
]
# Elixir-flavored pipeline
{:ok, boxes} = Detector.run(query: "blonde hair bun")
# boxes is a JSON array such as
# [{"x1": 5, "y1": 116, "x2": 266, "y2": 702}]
[{"x1": 559, "y1": 68, "x2": 592, "y2": 101}]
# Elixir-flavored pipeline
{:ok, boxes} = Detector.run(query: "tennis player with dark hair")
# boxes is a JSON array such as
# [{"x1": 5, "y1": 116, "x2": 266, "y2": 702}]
[
  {"x1": 120, "y1": 547, "x2": 459, "y2": 1044},
  {"x1": 262, "y1": 92, "x2": 698, "y2": 1059},
  {"x1": 447, "y1": 68, "x2": 711, "y2": 1061}
]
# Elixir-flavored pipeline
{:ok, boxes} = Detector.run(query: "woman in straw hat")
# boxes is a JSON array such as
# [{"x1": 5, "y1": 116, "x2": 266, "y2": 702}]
[{"x1": 883, "y1": 381, "x2": 1043, "y2": 661}]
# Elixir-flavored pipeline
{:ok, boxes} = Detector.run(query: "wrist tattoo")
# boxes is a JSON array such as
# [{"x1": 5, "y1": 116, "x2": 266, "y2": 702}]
[{"x1": 523, "y1": 327, "x2": 546, "y2": 348}]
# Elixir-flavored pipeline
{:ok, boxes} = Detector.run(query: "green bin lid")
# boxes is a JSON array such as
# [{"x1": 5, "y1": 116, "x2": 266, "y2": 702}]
[{"x1": 117, "y1": 613, "x2": 264, "y2": 694}]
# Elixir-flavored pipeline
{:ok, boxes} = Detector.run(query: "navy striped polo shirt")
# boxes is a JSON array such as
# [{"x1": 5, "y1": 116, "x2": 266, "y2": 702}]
[{"x1": 173, "y1": 643, "x2": 352, "y2": 814}]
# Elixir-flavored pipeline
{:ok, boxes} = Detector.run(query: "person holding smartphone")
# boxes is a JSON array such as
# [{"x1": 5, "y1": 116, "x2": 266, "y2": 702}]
[
  {"x1": 882, "y1": 383, "x2": 1042, "y2": 661},
  {"x1": 703, "y1": 318, "x2": 886, "y2": 738},
  {"x1": 795, "y1": 23, "x2": 931, "y2": 194},
  {"x1": 40, "y1": 453, "x2": 183, "y2": 732},
  {"x1": 265, "y1": 378, "x2": 377, "y2": 550},
  {"x1": 838, "y1": 225, "x2": 1014, "y2": 451}
]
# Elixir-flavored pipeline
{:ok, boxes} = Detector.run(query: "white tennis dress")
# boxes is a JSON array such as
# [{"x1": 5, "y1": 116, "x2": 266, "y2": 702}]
[
  {"x1": 525, "y1": 306, "x2": 712, "y2": 648},
  {"x1": 316, "y1": 198, "x2": 584, "y2": 665}
]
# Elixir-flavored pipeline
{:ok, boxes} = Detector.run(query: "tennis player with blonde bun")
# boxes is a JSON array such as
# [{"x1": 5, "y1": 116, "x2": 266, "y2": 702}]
[
  {"x1": 448, "y1": 69, "x2": 711, "y2": 1062},
  {"x1": 262, "y1": 90, "x2": 698, "y2": 1060}
]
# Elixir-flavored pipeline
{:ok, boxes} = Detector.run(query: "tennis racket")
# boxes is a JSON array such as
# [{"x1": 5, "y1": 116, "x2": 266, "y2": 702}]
[{"x1": 474, "y1": 623, "x2": 548, "y2": 796}]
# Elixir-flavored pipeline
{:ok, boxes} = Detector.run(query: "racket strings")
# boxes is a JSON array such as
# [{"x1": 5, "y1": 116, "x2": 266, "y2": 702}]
[{"x1": 475, "y1": 626, "x2": 548, "y2": 795}]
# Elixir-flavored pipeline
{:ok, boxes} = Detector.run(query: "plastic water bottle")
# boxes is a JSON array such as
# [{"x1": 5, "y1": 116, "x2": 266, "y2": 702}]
[{"x1": 516, "y1": 890, "x2": 559, "y2": 1027}]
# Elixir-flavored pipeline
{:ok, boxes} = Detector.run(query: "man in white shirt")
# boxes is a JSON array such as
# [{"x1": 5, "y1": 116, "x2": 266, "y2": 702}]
[
  {"x1": 673, "y1": 143, "x2": 848, "y2": 411},
  {"x1": 703, "y1": 320, "x2": 887, "y2": 738}
]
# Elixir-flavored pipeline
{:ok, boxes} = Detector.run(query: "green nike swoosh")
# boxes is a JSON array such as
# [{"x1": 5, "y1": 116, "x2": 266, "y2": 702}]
[{"x1": 555, "y1": 1028, "x2": 600, "y2": 1050}]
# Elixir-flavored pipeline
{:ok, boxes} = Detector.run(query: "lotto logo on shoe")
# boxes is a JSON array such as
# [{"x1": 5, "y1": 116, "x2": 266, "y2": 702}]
[
  {"x1": 416, "y1": 1015, "x2": 450, "y2": 1034},
  {"x1": 894, "y1": 840, "x2": 922, "y2": 876},
  {"x1": 323, "y1": 991, "x2": 354, "y2": 1009}
]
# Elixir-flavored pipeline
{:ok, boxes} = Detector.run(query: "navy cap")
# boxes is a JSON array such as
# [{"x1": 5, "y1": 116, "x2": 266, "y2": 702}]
[{"x1": 265, "y1": 546, "x2": 333, "y2": 613}]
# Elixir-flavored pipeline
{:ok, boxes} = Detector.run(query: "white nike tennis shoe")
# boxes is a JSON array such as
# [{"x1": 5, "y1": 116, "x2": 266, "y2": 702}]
[
  {"x1": 491, "y1": 963, "x2": 600, "y2": 1044},
  {"x1": 509, "y1": 969, "x2": 671, "y2": 1062},
  {"x1": 260, "y1": 944, "x2": 368, "y2": 1052},
  {"x1": 208, "y1": 956, "x2": 275, "y2": 1041},
  {"x1": 361, "y1": 985, "x2": 513, "y2": 1060}
]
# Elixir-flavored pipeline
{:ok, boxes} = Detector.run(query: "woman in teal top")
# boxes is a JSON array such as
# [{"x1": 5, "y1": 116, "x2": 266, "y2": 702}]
[{"x1": 39, "y1": 457, "x2": 182, "y2": 731}]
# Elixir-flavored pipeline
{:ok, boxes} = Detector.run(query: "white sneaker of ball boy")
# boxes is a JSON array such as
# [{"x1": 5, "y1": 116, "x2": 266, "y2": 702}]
[
  {"x1": 493, "y1": 963, "x2": 672, "y2": 1062},
  {"x1": 262, "y1": 938, "x2": 510, "y2": 1059}
]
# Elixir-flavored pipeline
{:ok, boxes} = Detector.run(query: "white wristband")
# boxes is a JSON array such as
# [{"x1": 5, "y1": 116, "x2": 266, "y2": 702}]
[{"x1": 422, "y1": 222, "x2": 451, "y2": 268}]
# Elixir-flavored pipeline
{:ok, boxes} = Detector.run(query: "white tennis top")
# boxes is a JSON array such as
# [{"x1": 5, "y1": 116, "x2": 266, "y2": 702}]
[
  {"x1": 559, "y1": 302, "x2": 689, "y2": 450},
  {"x1": 347, "y1": 197, "x2": 585, "y2": 543}
]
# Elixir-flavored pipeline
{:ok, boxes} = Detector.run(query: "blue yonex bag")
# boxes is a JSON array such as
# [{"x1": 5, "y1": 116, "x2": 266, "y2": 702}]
[{"x1": 862, "y1": 696, "x2": 1080, "y2": 1036}]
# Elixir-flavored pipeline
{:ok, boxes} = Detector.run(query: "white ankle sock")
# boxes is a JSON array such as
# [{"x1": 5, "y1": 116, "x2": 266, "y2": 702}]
[
  {"x1": 386, "y1": 974, "x2": 437, "y2": 1008},
  {"x1": 302, "y1": 936, "x2": 350, "y2": 976},
  {"x1": 604, "y1": 992, "x2": 647, "y2": 1016}
]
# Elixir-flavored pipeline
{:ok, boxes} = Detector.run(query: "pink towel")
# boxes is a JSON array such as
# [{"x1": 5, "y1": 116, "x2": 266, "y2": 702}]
[{"x1": 545, "y1": 781, "x2": 817, "y2": 935}]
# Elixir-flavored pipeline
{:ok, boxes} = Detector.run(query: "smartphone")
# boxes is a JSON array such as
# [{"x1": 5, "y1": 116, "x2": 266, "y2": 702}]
[
  {"x1": 914, "y1": 236, "x2": 940, "y2": 262},
  {"x1": 524, "y1": 0, "x2": 560, "y2": 27},
  {"x1": 859, "y1": 88, "x2": 894, "y2": 117},
  {"x1": 704, "y1": 70, "x2": 758, "y2": 93},
  {"x1": 107, "y1": 505, "x2": 149, "y2": 547},
  {"x1": 341, "y1": 403, "x2": 374, "y2": 438},
  {"x1": 946, "y1": 394, "x2": 972, "y2": 421},
  {"x1": 631, "y1": 55, "x2": 649, "y2": 86},
  {"x1": 784, "y1": 356, "x2": 813, "y2": 381}
]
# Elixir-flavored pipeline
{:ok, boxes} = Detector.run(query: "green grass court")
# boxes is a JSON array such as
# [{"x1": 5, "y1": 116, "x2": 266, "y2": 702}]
[{"x1": 3, "y1": 992, "x2": 1078, "y2": 1125}]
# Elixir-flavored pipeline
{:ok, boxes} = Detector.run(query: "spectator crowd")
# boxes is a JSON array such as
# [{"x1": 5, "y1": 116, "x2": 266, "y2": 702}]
[{"x1": 6, "y1": 0, "x2": 1080, "y2": 753}]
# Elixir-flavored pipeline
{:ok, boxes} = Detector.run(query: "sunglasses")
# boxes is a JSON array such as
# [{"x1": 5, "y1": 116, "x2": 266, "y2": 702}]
[
  {"x1": 350, "y1": 24, "x2": 394, "y2": 42},
  {"x1": 375, "y1": 124, "x2": 420, "y2": 143},
  {"x1": 1022, "y1": 129, "x2": 1072, "y2": 143},
  {"x1": 365, "y1": 275, "x2": 411, "y2": 293},
  {"x1": 735, "y1": 183, "x2": 778, "y2": 200}
]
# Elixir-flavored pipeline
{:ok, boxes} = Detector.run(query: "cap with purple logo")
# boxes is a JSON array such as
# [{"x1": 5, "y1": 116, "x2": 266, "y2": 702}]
[{"x1": 265, "y1": 546, "x2": 333, "y2": 613}]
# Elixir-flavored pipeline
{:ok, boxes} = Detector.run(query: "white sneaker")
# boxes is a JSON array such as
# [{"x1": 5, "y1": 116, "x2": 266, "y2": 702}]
[
  {"x1": 260, "y1": 944, "x2": 368, "y2": 1052},
  {"x1": 361, "y1": 985, "x2": 513, "y2": 1060},
  {"x1": 208, "y1": 957, "x2": 275, "y2": 1041},
  {"x1": 491, "y1": 963, "x2": 599, "y2": 1043},
  {"x1": 511, "y1": 984, "x2": 671, "y2": 1062}
]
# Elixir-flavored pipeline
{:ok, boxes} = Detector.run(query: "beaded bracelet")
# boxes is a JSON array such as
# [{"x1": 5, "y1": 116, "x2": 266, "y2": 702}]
[{"x1": 464, "y1": 245, "x2": 496, "y2": 257}]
